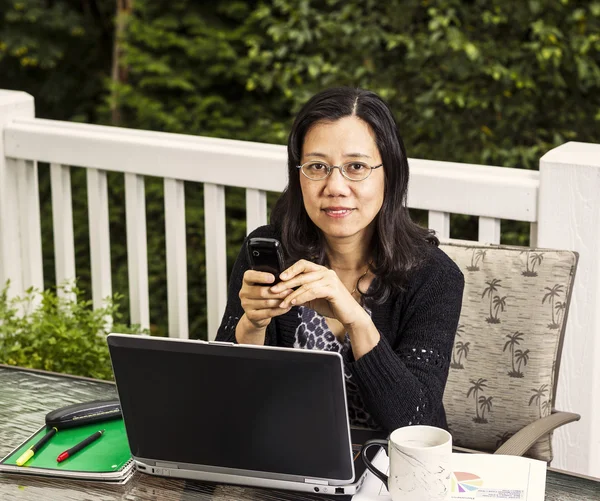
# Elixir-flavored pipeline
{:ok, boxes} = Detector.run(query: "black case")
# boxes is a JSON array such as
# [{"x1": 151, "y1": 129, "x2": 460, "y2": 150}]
[
  {"x1": 246, "y1": 237, "x2": 285, "y2": 283},
  {"x1": 45, "y1": 399, "x2": 122, "y2": 429}
]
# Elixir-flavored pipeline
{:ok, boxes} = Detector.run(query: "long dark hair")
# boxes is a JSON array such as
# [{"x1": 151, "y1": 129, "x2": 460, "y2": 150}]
[{"x1": 271, "y1": 87, "x2": 438, "y2": 303}]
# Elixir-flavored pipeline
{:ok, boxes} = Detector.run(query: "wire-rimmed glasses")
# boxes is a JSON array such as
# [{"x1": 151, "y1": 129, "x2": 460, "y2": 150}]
[{"x1": 297, "y1": 161, "x2": 383, "y2": 181}]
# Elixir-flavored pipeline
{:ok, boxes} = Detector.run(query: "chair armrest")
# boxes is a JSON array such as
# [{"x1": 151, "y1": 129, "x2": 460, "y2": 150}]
[{"x1": 494, "y1": 411, "x2": 580, "y2": 457}]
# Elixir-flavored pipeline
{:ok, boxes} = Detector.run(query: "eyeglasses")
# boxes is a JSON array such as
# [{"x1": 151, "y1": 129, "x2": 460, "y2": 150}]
[{"x1": 296, "y1": 161, "x2": 383, "y2": 181}]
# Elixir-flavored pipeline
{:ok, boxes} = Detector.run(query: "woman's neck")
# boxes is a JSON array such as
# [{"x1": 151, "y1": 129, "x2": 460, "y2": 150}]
[{"x1": 324, "y1": 235, "x2": 372, "y2": 271}]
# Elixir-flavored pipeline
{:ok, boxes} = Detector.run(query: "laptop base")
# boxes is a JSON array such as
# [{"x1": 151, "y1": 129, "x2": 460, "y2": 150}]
[{"x1": 135, "y1": 460, "x2": 365, "y2": 495}]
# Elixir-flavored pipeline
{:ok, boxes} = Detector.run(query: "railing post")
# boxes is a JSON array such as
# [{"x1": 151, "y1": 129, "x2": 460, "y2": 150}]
[
  {"x1": 0, "y1": 91, "x2": 35, "y2": 298},
  {"x1": 538, "y1": 141, "x2": 600, "y2": 478},
  {"x1": 204, "y1": 183, "x2": 227, "y2": 341},
  {"x1": 164, "y1": 178, "x2": 188, "y2": 338}
]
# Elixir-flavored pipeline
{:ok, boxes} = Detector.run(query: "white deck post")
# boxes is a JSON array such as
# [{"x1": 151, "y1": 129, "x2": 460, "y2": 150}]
[
  {"x1": 50, "y1": 163, "x2": 76, "y2": 300},
  {"x1": 164, "y1": 178, "x2": 189, "y2": 338},
  {"x1": 0, "y1": 91, "x2": 35, "y2": 298},
  {"x1": 16, "y1": 159, "x2": 44, "y2": 296},
  {"x1": 204, "y1": 183, "x2": 228, "y2": 340},
  {"x1": 245, "y1": 188, "x2": 267, "y2": 235},
  {"x1": 125, "y1": 173, "x2": 150, "y2": 329},
  {"x1": 538, "y1": 142, "x2": 600, "y2": 478},
  {"x1": 87, "y1": 168, "x2": 113, "y2": 314},
  {"x1": 428, "y1": 211, "x2": 450, "y2": 239}
]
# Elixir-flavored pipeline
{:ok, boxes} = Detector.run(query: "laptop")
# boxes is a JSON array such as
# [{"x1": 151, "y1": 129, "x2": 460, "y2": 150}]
[{"x1": 107, "y1": 334, "x2": 384, "y2": 495}]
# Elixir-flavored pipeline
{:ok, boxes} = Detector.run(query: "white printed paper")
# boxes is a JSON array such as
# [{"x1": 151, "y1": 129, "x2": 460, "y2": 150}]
[{"x1": 353, "y1": 452, "x2": 546, "y2": 501}]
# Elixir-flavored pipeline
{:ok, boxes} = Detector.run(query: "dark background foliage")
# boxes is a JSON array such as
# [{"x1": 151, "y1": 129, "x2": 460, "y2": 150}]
[{"x1": 1, "y1": 0, "x2": 599, "y2": 339}]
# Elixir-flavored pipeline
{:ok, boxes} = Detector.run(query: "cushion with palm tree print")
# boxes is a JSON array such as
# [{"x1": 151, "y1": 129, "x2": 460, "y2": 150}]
[{"x1": 440, "y1": 242, "x2": 577, "y2": 462}]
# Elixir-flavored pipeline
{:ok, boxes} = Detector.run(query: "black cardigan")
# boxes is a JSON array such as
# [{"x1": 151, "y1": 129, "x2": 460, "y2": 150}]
[{"x1": 217, "y1": 225, "x2": 464, "y2": 433}]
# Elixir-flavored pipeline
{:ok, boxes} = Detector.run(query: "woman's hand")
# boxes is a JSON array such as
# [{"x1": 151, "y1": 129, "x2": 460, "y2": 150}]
[
  {"x1": 237, "y1": 270, "x2": 293, "y2": 340},
  {"x1": 271, "y1": 260, "x2": 365, "y2": 328}
]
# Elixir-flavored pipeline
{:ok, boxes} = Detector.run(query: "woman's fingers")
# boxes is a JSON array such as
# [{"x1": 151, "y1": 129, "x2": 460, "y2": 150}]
[
  {"x1": 279, "y1": 259, "x2": 323, "y2": 281},
  {"x1": 239, "y1": 269, "x2": 294, "y2": 329},
  {"x1": 241, "y1": 286, "x2": 291, "y2": 300},
  {"x1": 246, "y1": 305, "x2": 292, "y2": 324},
  {"x1": 243, "y1": 298, "x2": 290, "y2": 310},
  {"x1": 270, "y1": 270, "x2": 326, "y2": 294},
  {"x1": 243, "y1": 269, "x2": 277, "y2": 285},
  {"x1": 279, "y1": 280, "x2": 332, "y2": 309},
  {"x1": 241, "y1": 271, "x2": 291, "y2": 297}
]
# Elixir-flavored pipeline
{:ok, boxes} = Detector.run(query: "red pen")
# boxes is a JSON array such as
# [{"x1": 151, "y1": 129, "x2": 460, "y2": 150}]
[{"x1": 57, "y1": 430, "x2": 104, "y2": 463}]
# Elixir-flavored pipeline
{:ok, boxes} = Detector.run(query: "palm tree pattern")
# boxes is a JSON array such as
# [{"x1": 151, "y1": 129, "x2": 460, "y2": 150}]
[
  {"x1": 522, "y1": 251, "x2": 544, "y2": 277},
  {"x1": 555, "y1": 301, "x2": 566, "y2": 325},
  {"x1": 438, "y1": 243, "x2": 576, "y2": 461},
  {"x1": 481, "y1": 279, "x2": 506, "y2": 323},
  {"x1": 496, "y1": 431, "x2": 513, "y2": 449},
  {"x1": 467, "y1": 249, "x2": 487, "y2": 272},
  {"x1": 450, "y1": 324, "x2": 469, "y2": 369},
  {"x1": 502, "y1": 331, "x2": 529, "y2": 378},
  {"x1": 515, "y1": 349, "x2": 530, "y2": 374},
  {"x1": 493, "y1": 295, "x2": 507, "y2": 320},
  {"x1": 542, "y1": 399, "x2": 552, "y2": 417},
  {"x1": 467, "y1": 378, "x2": 492, "y2": 424},
  {"x1": 452, "y1": 342, "x2": 470, "y2": 370},
  {"x1": 529, "y1": 384, "x2": 549, "y2": 419},
  {"x1": 479, "y1": 396, "x2": 493, "y2": 421},
  {"x1": 543, "y1": 284, "x2": 564, "y2": 329}
]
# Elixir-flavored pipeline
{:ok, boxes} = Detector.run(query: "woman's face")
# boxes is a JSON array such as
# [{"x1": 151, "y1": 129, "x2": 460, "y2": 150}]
[{"x1": 299, "y1": 116, "x2": 385, "y2": 243}]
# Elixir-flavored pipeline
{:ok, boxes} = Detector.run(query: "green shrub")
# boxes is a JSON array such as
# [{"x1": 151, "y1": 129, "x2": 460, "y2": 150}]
[{"x1": 0, "y1": 282, "x2": 146, "y2": 380}]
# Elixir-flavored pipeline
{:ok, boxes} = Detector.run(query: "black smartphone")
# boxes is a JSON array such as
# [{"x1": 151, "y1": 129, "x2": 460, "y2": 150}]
[{"x1": 246, "y1": 237, "x2": 285, "y2": 284}]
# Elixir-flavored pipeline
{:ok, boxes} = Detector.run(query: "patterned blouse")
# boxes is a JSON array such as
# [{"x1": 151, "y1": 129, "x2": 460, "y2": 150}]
[{"x1": 293, "y1": 305, "x2": 380, "y2": 430}]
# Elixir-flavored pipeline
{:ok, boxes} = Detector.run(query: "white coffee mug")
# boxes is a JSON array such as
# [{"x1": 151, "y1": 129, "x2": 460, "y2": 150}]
[{"x1": 361, "y1": 425, "x2": 452, "y2": 501}]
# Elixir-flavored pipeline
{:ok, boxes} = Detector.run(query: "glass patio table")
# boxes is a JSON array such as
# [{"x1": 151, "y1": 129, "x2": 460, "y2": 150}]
[{"x1": 1, "y1": 365, "x2": 598, "y2": 501}]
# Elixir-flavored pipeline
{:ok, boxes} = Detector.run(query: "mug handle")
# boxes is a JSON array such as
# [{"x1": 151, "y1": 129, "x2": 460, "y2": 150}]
[{"x1": 360, "y1": 439, "x2": 389, "y2": 485}]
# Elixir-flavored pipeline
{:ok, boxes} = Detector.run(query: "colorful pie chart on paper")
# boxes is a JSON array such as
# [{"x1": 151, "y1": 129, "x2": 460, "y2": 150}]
[{"x1": 451, "y1": 471, "x2": 484, "y2": 493}]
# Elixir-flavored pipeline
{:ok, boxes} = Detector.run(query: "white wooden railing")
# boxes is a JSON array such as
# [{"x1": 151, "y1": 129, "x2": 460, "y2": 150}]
[{"x1": 1, "y1": 90, "x2": 599, "y2": 478}]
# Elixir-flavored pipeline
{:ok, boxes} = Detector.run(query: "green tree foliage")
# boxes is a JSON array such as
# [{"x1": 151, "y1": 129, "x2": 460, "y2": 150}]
[
  {"x1": 0, "y1": 0, "x2": 114, "y2": 121},
  {"x1": 2, "y1": 0, "x2": 600, "y2": 341},
  {"x1": 114, "y1": 0, "x2": 600, "y2": 167},
  {"x1": 105, "y1": 0, "x2": 292, "y2": 142}
]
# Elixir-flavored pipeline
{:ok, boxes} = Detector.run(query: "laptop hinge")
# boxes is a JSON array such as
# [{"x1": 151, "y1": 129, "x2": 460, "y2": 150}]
[{"x1": 304, "y1": 478, "x2": 328, "y2": 486}]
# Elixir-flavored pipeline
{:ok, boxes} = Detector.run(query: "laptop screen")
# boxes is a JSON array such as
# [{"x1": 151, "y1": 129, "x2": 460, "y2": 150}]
[{"x1": 108, "y1": 335, "x2": 354, "y2": 482}]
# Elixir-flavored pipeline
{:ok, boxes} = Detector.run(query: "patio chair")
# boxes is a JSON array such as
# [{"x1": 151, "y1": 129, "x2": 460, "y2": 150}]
[{"x1": 440, "y1": 241, "x2": 580, "y2": 462}]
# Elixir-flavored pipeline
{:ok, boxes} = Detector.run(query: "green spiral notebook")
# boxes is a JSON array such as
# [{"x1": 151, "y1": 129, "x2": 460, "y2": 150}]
[{"x1": 0, "y1": 418, "x2": 133, "y2": 482}]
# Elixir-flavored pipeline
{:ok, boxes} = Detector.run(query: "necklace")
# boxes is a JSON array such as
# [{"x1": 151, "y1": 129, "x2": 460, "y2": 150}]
[{"x1": 351, "y1": 264, "x2": 371, "y2": 295}]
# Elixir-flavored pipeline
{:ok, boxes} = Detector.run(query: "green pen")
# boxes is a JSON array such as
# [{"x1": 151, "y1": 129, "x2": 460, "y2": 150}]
[{"x1": 16, "y1": 427, "x2": 58, "y2": 466}]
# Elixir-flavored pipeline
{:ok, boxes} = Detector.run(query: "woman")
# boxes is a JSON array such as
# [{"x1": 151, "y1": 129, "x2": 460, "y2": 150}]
[{"x1": 217, "y1": 87, "x2": 464, "y2": 433}]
